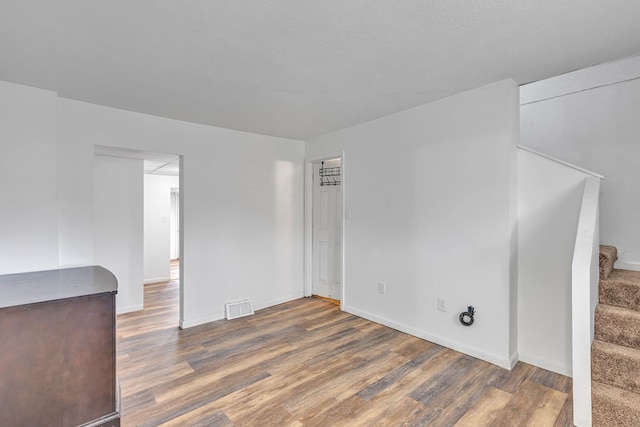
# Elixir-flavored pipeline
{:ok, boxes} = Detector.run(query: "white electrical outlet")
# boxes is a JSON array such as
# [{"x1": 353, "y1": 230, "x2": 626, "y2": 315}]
[
  {"x1": 437, "y1": 297, "x2": 447, "y2": 312},
  {"x1": 378, "y1": 282, "x2": 386, "y2": 294}
]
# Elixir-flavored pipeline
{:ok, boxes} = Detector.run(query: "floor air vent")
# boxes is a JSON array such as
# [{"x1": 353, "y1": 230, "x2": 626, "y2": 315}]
[{"x1": 225, "y1": 299, "x2": 254, "y2": 320}]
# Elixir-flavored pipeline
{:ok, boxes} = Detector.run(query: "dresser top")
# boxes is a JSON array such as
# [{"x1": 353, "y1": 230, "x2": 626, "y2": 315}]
[{"x1": 0, "y1": 266, "x2": 117, "y2": 308}]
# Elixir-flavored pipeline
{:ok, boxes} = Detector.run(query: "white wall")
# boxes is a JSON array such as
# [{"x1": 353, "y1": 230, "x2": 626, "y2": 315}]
[
  {"x1": 59, "y1": 99, "x2": 305, "y2": 327},
  {"x1": 572, "y1": 176, "x2": 601, "y2": 427},
  {"x1": 0, "y1": 79, "x2": 305, "y2": 328},
  {"x1": 0, "y1": 81, "x2": 58, "y2": 275},
  {"x1": 94, "y1": 155, "x2": 144, "y2": 314},
  {"x1": 144, "y1": 174, "x2": 179, "y2": 284},
  {"x1": 61, "y1": 100, "x2": 305, "y2": 327},
  {"x1": 517, "y1": 148, "x2": 594, "y2": 376},
  {"x1": 521, "y1": 55, "x2": 640, "y2": 270},
  {"x1": 306, "y1": 79, "x2": 520, "y2": 368}
]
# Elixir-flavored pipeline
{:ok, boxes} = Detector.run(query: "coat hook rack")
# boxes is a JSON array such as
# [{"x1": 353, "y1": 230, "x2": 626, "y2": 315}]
[{"x1": 319, "y1": 161, "x2": 341, "y2": 186}]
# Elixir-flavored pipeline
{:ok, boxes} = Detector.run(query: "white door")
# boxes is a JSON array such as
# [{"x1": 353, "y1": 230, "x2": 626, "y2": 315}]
[{"x1": 312, "y1": 159, "x2": 342, "y2": 300}]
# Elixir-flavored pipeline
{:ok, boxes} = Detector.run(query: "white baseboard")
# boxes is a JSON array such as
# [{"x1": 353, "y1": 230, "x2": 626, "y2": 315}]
[
  {"x1": 179, "y1": 293, "x2": 304, "y2": 329},
  {"x1": 117, "y1": 304, "x2": 144, "y2": 315},
  {"x1": 344, "y1": 305, "x2": 514, "y2": 370},
  {"x1": 180, "y1": 312, "x2": 225, "y2": 329},
  {"x1": 144, "y1": 276, "x2": 170, "y2": 284},
  {"x1": 254, "y1": 293, "x2": 304, "y2": 311},
  {"x1": 518, "y1": 353, "x2": 572, "y2": 377},
  {"x1": 615, "y1": 259, "x2": 640, "y2": 272},
  {"x1": 510, "y1": 351, "x2": 520, "y2": 370}
]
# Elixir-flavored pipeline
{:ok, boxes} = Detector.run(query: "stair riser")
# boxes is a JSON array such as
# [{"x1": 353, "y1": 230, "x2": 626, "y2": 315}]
[
  {"x1": 600, "y1": 245, "x2": 618, "y2": 280},
  {"x1": 592, "y1": 382, "x2": 640, "y2": 427},
  {"x1": 593, "y1": 250, "x2": 640, "y2": 424},
  {"x1": 595, "y1": 306, "x2": 640, "y2": 350},
  {"x1": 599, "y1": 281, "x2": 640, "y2": 312},
  {"x1": 592, "y1": 342, "x2": 640, "y2": 394}
]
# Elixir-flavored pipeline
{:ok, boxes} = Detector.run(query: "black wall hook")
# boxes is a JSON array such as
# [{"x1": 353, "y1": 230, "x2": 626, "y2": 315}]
[{"x1": 459, "y1": 305, "x2": 475, "y2": 326}]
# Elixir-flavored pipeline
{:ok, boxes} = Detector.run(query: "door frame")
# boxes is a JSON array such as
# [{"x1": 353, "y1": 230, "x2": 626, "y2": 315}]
[
  {"x1": 93, "y1": 145, "x2": 184, "y2": 327},
  {"x1": 170, "y1": 187, "x2": 180, "y2": 260},
  {"x1": 304, "y1": 150, "x2": 346, "y2": 310}
]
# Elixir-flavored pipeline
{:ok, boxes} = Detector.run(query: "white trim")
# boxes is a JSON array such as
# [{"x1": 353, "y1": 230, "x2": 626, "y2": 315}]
[
  {"x1": 518, "y1": 145, "x2": 604, "y2": 179},
  {"x1": 344, "y1": 305, "x2": 514, "y2": 370},
  {"x1": 179, "y1": 295, "x2": 303, "y2": 329},
  {"x1": 616, "y1": 260, "x2": 640, "y2": 272},
  {"x1": 520, "y1": 54, "x2": 640, "y2": 105},
  {"x1": 304, "y1": 161, "x2": 313, "y2": 297},
  {"x1": 518, "y1": 353, "x2": 572, "y2": 377},
  {"x1": 180, "y1": 312, "x2": 225, "y2": 329},
  {"x1": 509, "y1": 352, "x2": 520, "y2": 370},
  {"x1": 116, "y1": 304, "x2": 144, "y2": 315},
  {"x1": 253, "y1": 295, "x2": 303, "y2": 311},
  {"x1": 178, "y1": 155, "x2": 185, "y2": 329},
  {"x1": 143, "y1": 277, "x2": 170, "y2": 285},
  {"x1": 304, "y1": 150, "x2": 346, "y2": 311}
]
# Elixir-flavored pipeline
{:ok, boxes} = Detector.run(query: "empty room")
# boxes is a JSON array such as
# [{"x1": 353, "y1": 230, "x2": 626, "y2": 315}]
[{"x1": 2, "y1": 2, "x2": 640, "y2": 426}]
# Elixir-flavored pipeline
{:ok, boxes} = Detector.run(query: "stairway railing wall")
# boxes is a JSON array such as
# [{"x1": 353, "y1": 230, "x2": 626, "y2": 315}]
[
  {"x1": 518, "y1": 147, "x2": 596, "y2": 376},
  {"x1": 571, "y1": 176, "x2": 601, "y2": 427}
]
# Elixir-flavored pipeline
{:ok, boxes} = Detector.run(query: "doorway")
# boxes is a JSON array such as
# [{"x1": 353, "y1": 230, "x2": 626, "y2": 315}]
[
  {"x1": 310, "y1": 156, "x2": 343, "y2": 304},
  {"x1": 93, "y1": 145, "x2": 183, "y2": 326},
  {"x1": 142, "y1": 157, "x2": 181, "y2": 326}
]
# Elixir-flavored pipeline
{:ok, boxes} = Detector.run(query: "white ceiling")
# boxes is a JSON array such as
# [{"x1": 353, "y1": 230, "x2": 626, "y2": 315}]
[{"x1": 2, "y1": 1, "x2": 640, "y2": 140}]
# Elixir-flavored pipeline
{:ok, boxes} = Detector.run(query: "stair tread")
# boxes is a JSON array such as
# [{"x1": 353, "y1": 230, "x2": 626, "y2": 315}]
[
  {"x1": 604, "y1": 269, "x2": 640, "y2": 283},
  {"x1": 597, "y1": 303, "x2": 640, "y2": 317},
  {"x1": 592, "y1": 381, "x2": 640, "y2": 427},
  {"x1": 595, "y1": 304, "x2": 640, "y2": 350},
  {"x1": 592, "y1": 340, "x2": 640, "y2": 394},
  {"x1": 600, "y1": 269, "x2": 640, "y2": 312},
  {"x1": 593, "y1": 338, "x2": 640, "y2": 357},
  {"x1": 593, "y1": 247, "x2": 640, "y2": 424}
]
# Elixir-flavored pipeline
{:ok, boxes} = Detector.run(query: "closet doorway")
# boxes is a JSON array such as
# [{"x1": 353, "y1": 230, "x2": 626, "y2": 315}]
[{"x1": 311, "y1": 157, "x2": 343, "y2": 303}]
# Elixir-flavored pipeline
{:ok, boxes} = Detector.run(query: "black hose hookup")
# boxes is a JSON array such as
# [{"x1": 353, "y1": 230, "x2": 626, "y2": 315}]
[{"x1": 459, "y1": 305, "x2": 475, "y2": 326}]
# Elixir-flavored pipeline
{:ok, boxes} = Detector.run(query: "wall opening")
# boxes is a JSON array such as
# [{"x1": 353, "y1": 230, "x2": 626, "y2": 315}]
[{"x1": 94, "y1": 145, "x2": 183, "y2": 326}]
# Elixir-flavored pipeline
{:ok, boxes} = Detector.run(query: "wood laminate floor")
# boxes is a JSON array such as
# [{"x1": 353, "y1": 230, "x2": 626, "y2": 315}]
[{"x1": 116, "y1": 263, "x2": 573, "y2": 426}]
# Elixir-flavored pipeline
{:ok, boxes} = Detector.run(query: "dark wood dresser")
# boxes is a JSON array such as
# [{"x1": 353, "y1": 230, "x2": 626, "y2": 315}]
[{"x1": 0, "y1": 266, "x2": 120, "y2": 427}]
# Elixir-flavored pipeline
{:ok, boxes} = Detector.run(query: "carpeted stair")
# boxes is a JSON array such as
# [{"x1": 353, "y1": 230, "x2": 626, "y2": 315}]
[{"x1": 592, "y1": 245, "x2": 640, "y2": 426}]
